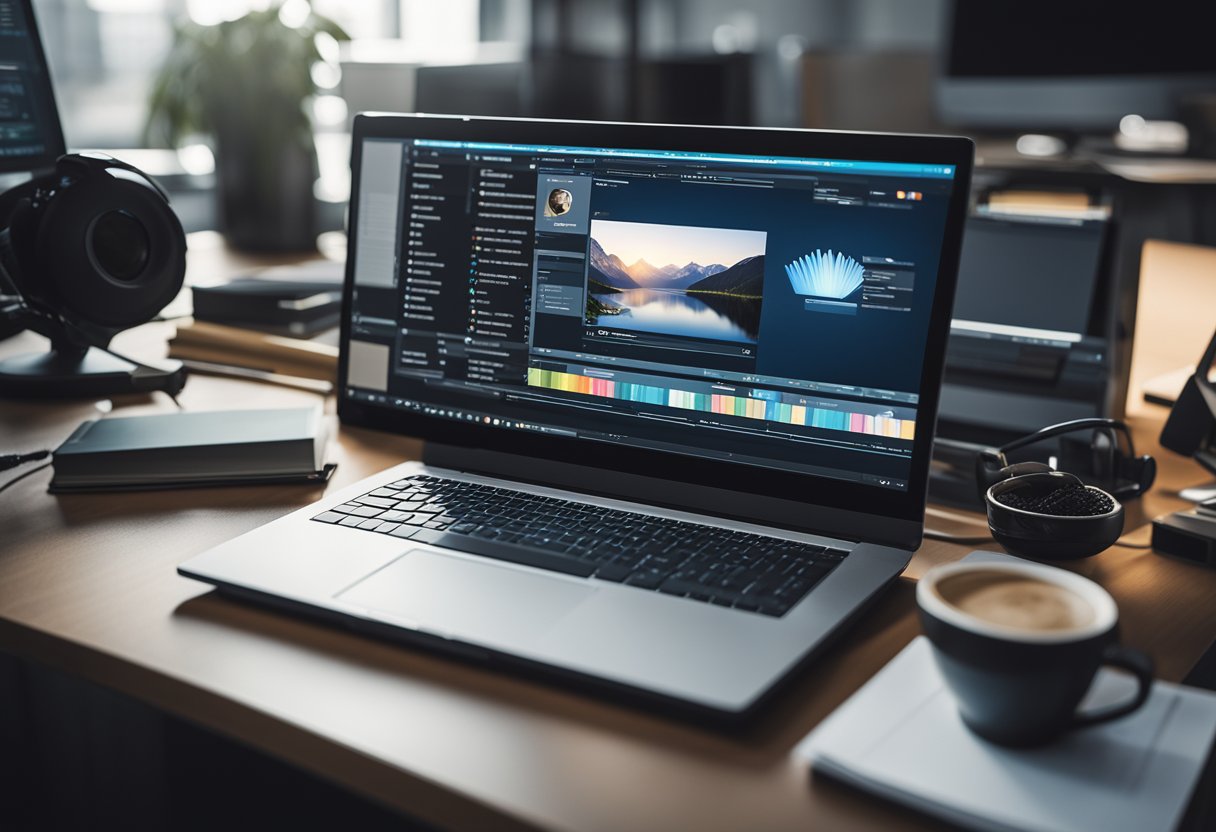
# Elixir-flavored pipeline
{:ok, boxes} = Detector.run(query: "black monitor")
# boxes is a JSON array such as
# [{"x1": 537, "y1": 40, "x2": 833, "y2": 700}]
[
  {"x1": 0, "y1": 0, "x2": 65, "y2": 173},
  {"x1": 937, "y1": 212, "x2": 1118, "y2": 444},
  {"x1": 937, "y1": 0, "x2": 1216, "y2": 132}
]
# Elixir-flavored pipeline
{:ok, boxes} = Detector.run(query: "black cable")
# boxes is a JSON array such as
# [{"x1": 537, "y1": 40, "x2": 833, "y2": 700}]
[
  {"x1": 926, "y1": 525, "x2": 1155, "y2": 550},
  {"x1": 924, "y1": 527, "x2": 996, "y2": 543},
  {"x1": 0, "y1": 460, "x2": 51, "y2": 496},
  {"x1": 0, "y1": 449, "x2": 50, "y2": 472}
]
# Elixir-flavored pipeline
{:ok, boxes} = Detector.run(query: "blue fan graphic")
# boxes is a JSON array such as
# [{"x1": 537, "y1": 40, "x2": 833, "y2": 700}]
[{"x1": 785, "y1": 249, "x2": 865, "y2": 299}]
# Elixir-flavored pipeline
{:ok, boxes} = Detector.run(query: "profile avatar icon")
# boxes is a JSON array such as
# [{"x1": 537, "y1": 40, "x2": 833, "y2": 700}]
[{"x1": 545, "y1": 188, "x2": 573, "y2": 217}]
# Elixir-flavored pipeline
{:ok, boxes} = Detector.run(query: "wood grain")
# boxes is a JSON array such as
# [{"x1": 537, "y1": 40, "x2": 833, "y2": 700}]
[{"x1": 2, "y1": 235, "x2": 1216, "y2": 831}]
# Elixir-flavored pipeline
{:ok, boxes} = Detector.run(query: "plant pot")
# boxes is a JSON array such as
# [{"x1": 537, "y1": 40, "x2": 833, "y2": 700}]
[{"x1": 214, "y1": 134, "x2": 319, "y2": 253}]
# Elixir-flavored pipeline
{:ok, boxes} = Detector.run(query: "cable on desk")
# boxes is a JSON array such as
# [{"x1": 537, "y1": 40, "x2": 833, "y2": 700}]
[
  {"x1": 0, "y1": 460, "x2": 51, "y2": 496},
  {"x1": 924, "y1": 527, "x2": 995, "y2": 543},
  {"x1": 925, "y1": 525, "x2": 1155, "y2": 549},
  {"x1": 0, "y1": 449, "x2": 50, "y2": 473}
]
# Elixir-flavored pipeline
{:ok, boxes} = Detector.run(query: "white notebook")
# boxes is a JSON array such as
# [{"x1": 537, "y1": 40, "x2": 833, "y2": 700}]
[{"x1": 797, "y1": 635, "x2": 1216, "y2": 832}]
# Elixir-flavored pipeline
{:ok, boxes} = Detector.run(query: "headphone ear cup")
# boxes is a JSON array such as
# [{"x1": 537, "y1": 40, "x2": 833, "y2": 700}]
[
  {"x1": 974, "y1": 455, "x2": 1057, "y2": 501},
  {"x1": 1090, "y1": 429, "x2": 1115, "y2": 481},
  {"x1": 1133, "y1": 455, "x2": 1157, "y2": 496},
  {"x1": 0, "y1": 196, "x2": 44, "y2": 302},
  {"x1": 36, "y1": 159, "x2": 184, "y2": 329},
  {"x1": 997, "y1": 462, "x2": 1056, "y2": 479},
  {"x1": 975, "y1": 449, "x2": 1006, "y2": 498}
]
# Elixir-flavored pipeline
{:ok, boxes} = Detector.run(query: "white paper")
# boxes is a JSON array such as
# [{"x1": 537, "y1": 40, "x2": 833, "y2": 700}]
[{"x1": 796, "y1": 637, "x2": 1216, "y2": 832}]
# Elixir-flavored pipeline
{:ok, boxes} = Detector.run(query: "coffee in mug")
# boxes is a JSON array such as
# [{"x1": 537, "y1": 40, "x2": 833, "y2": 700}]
[
  {"x1": 917, "y1": 560, "x2": 1154, "y2": 747},
  {"x1": 933, "y1": 571, "x2": 1096, "y2": 632}
]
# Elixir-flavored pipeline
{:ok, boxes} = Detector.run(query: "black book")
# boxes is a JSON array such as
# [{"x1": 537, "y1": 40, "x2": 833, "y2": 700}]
[
  {"x1": 50, "y1": 407, "x2": 333, "y2": 492},
  {"x1": 192, "y1": 274, "x2": 343, "y2": 337}
]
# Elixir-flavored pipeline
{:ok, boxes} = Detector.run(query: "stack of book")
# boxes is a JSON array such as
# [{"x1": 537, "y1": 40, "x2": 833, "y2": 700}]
[
  {"x1": 169, "y1": 262, "x2": 343, "y2": 392},
  {"x1": 169, "y1": 320, "x2": 338, "y2": 382},
  {"x1": 191, "y1": 272, "x2": 343, "y2": 338}
]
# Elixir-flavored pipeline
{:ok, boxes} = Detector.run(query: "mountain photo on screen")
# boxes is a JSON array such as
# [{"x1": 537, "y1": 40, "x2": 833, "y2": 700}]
[{"x1": 585, "y1": 220, "x2": 766, "y2": 344}]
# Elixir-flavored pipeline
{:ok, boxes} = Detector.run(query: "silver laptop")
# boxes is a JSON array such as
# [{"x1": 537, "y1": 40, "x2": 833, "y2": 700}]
[{"x1": 180, "y1": 114, "x2": 973, "y2": 723}]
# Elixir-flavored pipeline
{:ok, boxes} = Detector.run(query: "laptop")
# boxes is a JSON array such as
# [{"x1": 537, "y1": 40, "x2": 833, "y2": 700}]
[{"x1": 179, "y1": 114, "x2": 973, "y2": 724}]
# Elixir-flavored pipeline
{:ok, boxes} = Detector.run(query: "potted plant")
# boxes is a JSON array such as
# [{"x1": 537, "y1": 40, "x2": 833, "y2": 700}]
[{"x1": 144, "y1": 4, "x2": 348, "y2": 252}]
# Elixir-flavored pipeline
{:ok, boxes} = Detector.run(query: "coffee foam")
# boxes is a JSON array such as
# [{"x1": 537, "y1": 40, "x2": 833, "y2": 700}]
[{"x1": 934, "y1": 572, "x2": 1096, "y2": 633}]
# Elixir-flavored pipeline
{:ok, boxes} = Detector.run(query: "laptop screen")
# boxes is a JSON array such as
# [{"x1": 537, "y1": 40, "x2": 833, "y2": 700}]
[{"x1": 343, "y1": 123, "x2": 960, "y2": 495}]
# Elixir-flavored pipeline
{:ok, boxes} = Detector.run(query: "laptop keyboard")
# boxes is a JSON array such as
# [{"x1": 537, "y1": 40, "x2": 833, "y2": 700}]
[{"x1": 312, "y1": 474, "x2": 851, "y2": 617}]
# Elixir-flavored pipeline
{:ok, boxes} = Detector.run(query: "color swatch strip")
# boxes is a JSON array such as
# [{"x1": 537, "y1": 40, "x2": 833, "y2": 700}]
[{"x1": 527, "y1": 368, "x2": 915, "y2": 440}]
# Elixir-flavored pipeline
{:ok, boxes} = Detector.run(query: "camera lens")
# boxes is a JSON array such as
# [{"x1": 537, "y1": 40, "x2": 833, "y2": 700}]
[{"x1": 89, "y1": 209, "x2": 150, "y2": 282}]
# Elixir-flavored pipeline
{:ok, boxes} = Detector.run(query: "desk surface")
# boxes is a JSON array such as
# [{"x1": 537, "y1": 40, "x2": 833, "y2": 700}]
[{"x1": 3, "y1": 234, "x2": 1216, "y2": 831}]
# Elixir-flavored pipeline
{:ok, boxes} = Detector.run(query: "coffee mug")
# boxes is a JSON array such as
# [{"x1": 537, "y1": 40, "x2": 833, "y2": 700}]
[{"x1": 916, "y1": 560, "x2": 1154, "y2": 747}]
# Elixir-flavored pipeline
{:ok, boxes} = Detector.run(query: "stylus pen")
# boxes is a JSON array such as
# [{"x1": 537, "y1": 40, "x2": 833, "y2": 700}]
[{"x1": 181, "y1": 360, "x2": 334, "y2": 395}]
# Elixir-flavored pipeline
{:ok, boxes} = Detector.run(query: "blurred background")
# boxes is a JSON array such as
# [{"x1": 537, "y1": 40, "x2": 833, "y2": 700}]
[
  {"x1": 26, "y1": 0, "x2": 949, "y2": 239},
  {"x1": 32, "y1": 0, "x2": 1216, "y2": 247}
]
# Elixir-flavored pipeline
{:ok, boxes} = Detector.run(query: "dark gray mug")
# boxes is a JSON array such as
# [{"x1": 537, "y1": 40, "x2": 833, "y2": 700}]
[{"x1": 917, "y1": 561, "x2": 1154, "y2": 748}]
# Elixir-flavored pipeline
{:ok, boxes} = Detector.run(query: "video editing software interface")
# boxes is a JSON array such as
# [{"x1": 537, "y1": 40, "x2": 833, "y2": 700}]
[
  {"x1": 346, "y1": 135, "x2": 957, "y2": 491},
  {"x1": 0, "y1": 1, "x2": 61, "y2": 164}
]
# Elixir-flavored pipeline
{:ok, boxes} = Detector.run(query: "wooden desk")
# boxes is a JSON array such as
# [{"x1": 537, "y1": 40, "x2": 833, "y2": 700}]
[{"x1": 3, "y1": 236, "x2": 1216, "y2": 831}]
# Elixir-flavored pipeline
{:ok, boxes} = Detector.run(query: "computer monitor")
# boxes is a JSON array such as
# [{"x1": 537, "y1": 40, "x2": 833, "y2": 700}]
[
  {"x1": 937, "y1": 212, "x2": 1118, "y2": 444},
  {"x1": 0, "y1": 0, "x2": 65, "y2": 173},
  {"x1": 937, "y1": 0, "x2": 1216, "y2": 132}
]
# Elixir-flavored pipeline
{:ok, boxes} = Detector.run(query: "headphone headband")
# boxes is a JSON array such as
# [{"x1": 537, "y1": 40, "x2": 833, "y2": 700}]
[{"x1": 977, "y1": 418, "x2": 1154, "y2": 502}]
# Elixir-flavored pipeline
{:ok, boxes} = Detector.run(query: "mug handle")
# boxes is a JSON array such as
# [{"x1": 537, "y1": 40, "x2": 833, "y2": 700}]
[{"x1": 1070, "y1": 644, "x2": 1155, "y2": 730}]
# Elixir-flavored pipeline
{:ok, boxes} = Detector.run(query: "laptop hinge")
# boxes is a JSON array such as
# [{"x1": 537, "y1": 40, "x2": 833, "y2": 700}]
[{"x1": 422, "y1": 442, "x2": 921, "y2": 550}]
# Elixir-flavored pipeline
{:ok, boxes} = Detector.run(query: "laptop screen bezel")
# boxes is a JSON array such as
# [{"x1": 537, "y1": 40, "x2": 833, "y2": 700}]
[{"x1": 338, "y1": 113, "x2": 974, "y2": 536}]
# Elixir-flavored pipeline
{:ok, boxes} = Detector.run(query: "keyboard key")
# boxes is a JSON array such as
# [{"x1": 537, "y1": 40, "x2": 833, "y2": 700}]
[
  {"x1": 594, "y1": 563, "x2": 633, "y2": 582},
  {"x1": 408, "y1": 528, "x2": 596, "y2": 578},
  {"x1": 312, "y1": 511, "x2": 344, "y2": 524},
  {"x1": 658, "y1": 577, "x2": 698, "y2": 596},
  {"x1": 358, "y1": 517, "x2": 387, "y2": 530},
  {"x1": 357, "y1": 496, "x2": 398, "y2": 509},
  {"x1": 625, "y1": 569, "x2": 665, "y2": 590},
  {"x1": 338, "y1": 516, "x2": 364, "y2": 528}
]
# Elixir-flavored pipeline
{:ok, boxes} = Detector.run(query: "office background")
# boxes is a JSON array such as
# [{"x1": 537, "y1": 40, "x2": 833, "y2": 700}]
[
  {"x1": 32, "y1": 0, "x2": 948, "y2": 234},
  {"x1": 6, "y1": 2, "x2": 1216, "y2": 831}
]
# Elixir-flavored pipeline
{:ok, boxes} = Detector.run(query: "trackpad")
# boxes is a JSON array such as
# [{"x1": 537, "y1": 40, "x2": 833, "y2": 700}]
[{"x1": 336, "y1": 549, "x2": 596, "y2": 646}]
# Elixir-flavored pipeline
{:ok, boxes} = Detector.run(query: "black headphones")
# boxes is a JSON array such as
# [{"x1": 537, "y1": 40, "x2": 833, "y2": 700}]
[
  {"x1": 976, "y1": 418, "x2": 1156, "y2": 501},
  {"x1": 0, "y1": 152, "x2": 186, "y2": 350}
]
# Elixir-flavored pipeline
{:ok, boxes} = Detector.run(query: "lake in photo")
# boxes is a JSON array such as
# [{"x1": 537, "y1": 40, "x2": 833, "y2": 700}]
[{"x1": 589, "y1": 287, "x2": 759, "y2": 343}]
